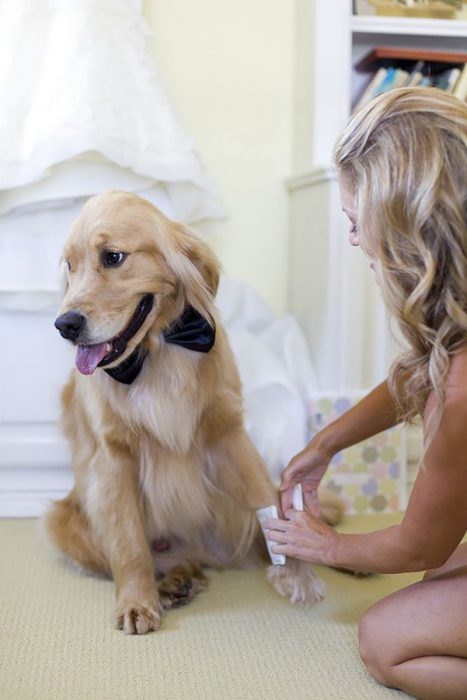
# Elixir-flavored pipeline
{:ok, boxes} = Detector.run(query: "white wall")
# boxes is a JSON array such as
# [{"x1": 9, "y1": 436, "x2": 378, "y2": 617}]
[{"x1": 143, "y1": 0, "x2": 294, "y2": 314}]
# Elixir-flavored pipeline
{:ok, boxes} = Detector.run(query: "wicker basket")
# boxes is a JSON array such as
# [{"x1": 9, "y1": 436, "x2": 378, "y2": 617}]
[{"x1": 369, "y1": 0, "x2": 461, "y2": 18}]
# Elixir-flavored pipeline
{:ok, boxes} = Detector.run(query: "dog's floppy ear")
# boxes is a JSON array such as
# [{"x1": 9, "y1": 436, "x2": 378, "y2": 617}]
[
  {"x1": 162, "y1": 222, "x2": 221, "y2": 319},
  {"x1": 173, "y1": 224, "x2": 220, "y2": 297}
]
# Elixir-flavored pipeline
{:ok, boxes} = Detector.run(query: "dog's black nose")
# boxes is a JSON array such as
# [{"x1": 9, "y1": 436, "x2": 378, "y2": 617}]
[{"x1": 54, "y1": 311, "x2": 86, "y2": 341}]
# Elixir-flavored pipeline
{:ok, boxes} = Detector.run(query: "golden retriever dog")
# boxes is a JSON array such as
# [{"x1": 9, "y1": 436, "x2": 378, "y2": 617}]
[{"x1": 45, "y1": 191, "x2": 341, "y2": 634}]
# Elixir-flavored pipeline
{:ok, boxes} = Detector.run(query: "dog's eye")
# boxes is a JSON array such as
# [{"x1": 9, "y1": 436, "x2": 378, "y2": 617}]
[
  {"x1": 65, "y1": 259, "x2": 71, "y2": 271},
  {"x1": 102, "y1": 251, "x2": 127, "y2": 268}
]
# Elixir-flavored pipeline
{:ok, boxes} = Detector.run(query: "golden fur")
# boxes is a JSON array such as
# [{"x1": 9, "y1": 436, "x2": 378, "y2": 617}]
[{"x1": 45, "y1": 191, "x2": 339, "y2": 634}]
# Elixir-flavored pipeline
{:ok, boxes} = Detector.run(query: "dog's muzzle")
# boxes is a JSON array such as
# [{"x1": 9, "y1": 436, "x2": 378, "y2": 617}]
[
  {"x1": 54, "y1": 311, "x2": 87, "y2": 342},
  {"x1": 54, "y1": 294, "x2": 154, "y2": 376},
  {"x1": 54, "y1": 294, "x2": 216, "y2": 381},
  {"x1": 98, "y1": 294, "x2": 154, "y2": 368}
]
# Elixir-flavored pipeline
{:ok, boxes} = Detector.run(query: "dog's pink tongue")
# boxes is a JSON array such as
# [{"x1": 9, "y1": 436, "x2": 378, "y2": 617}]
[{"x1": 76, "y1": 343, "x2": 109, "y2": 375}]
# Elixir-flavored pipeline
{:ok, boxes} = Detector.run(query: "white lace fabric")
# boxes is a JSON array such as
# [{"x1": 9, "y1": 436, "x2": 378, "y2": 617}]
[{"x1": 0, "y1": 0, "x2": 224, "y2": 224}]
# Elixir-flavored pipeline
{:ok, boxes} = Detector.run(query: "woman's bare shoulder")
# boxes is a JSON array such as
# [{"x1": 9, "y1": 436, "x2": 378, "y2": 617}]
[
  {"x1": 424, "y1": 344, "x2": 467, "y2": 434},
  {"x1": 445, "y1": 345, "x2": 467, "y2": 397}
]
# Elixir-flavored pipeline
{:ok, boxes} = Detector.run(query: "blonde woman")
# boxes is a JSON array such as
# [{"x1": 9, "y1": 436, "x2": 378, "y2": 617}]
[{"x1": 266, "y1": 88, "x2": 467, "y2": 700}]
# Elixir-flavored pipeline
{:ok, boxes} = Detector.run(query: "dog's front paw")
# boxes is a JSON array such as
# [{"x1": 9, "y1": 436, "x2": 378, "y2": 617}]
[
  {"x1": 267, "y1": 559, "x2": 326, "y2": 606},
  {"x1": 158, "y1": 563, "x2": 208, "y2": 610},
  {"x1": 115, "y1": 598, "x2": 162, "y2": 635}
]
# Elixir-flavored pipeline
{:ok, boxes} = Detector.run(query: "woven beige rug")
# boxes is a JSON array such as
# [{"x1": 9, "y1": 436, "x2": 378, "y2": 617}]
[{"x1": 0, "y1": 515, "x2": 417, "y2": 700}]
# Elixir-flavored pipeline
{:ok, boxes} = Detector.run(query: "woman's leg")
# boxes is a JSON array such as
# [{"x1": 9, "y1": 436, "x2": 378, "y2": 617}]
[
  {"x1": 423, "y1": 541, "x2": 467, "y2": 580},
  {"x1": 358, "y1": 548, "x2": 467, "y2": 700}
]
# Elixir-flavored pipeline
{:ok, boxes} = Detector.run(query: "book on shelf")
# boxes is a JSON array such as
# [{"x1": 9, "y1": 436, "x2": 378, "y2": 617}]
[
  {"x1": 453, "y1": 63, "x2": 467, "y2": 100},
  {"x1": 375, "y1": 66, "x2": 398, "y2": 94},
  {"x1": 354, "y1": 66, "x2": 410, "y2": 110},
  {"x1": 353, "y1": 47, "x2": 467, "y2": 111},
  {"x1": 354, "y1": 67, "x2": 388, "y2": 110},
  {"x1": 355, "y1": 48, "x2": 467, "y2": 73},
  {"x1": 405, "y1": 60, "x2": 425, "y2": 86},
  {"x1": 393, "y1": 68, "x2": 411, "y2": 88},
  {"x1": 436, "y1": 67, "x2": 461, "y2": 92}
]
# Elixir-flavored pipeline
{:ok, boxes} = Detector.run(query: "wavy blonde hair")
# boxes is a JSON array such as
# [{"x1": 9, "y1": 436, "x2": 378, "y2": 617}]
[{"x1": 334, "y1": 87, "x2": 467, "y2": 422}]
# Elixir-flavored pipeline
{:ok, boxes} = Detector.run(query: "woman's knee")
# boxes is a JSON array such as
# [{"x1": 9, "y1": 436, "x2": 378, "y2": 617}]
[{"x1": 359, "y1": 604, "x2": 392, "y2": 687}]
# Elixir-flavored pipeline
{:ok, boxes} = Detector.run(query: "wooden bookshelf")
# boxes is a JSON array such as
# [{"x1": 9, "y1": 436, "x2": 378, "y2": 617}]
[
  {"x1": 355, "y1": 46, "x2": 467, "y2": 71},
  {"x1": 351, "y1": 15, "x2": 467, "y2": 37}
]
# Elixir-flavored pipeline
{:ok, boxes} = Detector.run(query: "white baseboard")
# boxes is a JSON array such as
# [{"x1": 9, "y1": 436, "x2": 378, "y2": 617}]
[
  {"x1": 0, "y1": 421, "x2": 69, "y2": 468},
  {"x1": 0, "y1": 421, "x2": 72, "y2": 517},
  {"x1": 0, "y1": 488, "x2": 70, "y2": 518},
  {"x1": 0, "y1": 464, "x2": 73, "y2": 517}
]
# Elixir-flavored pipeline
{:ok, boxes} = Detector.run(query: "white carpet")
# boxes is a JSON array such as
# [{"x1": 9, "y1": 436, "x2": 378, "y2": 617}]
[{"x1": 0, "y1": 515, "x2": 417, "y2": 700}]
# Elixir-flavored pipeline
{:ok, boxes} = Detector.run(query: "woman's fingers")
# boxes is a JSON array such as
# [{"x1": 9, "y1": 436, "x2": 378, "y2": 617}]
[
  {"x1": 270, "y1": 542, "x2": 300, "y2": 558},
  {"x1": 266, "y1": 511, "x2": 308, "y2": 530},
  {"x1": 265, "y1": 527, "x2": 290, "y2": 543},
  {"x1": 280, "y1": 487, "x2": 294, "y2": 513},
  {"x1": 281, "y1": 483, "x2": 321, "y2": 516},
  {"x1": 280, "y1": 452, "x2": 309, "y2": 488},
  {"x1": 303, "y1": 486, "x2": 321, "y2": 517},
  {"x1": 279, "y1": 443, "x2": 332, "y2": 515},
  {"x1": 265, "y1": 513, "x2": 321, "y2": 562},
  {"x1": 280, "y1": 456, "x2": 311, "y2": 512}
]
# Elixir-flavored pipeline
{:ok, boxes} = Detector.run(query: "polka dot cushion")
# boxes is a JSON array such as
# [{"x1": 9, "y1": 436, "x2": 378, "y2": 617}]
[{"x1": 308, "y1": 393, "x2": 407, "y2": 514}]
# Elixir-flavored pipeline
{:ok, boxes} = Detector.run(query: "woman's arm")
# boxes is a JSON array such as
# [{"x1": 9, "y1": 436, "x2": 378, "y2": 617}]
[
  {"x1": 313, "y1": 379, "x2": 402, "y2": 456},
  {"x1": 269, "y1": 368, "x2": 467, "y2": 574},
  {"x1": 332, "y1": 384, "x2": 467, "y2": 572},
  {"x1": 280, "y1": 379, "x2": 402, "y2": 512}
]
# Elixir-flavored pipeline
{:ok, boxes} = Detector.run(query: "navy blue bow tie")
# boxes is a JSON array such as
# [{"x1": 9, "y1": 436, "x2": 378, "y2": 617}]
[
  {"x1": 105, "y1": 305, "x2": 216, "y2": 384},
  {"x1": 163, "y1": 305, "x2": 216, "y2": 353}
]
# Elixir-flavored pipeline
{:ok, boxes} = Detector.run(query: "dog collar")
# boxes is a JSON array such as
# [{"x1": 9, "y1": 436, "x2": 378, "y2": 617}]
[
  {"x1": 105, "y1": 346, "x2": 148, "y2": 384},
  {"x1": 105, "y1": 303, "x2": 216, "y2": 385}
]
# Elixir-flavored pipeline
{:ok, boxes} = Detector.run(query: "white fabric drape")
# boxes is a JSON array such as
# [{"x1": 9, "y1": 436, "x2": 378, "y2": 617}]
[
  {"x1": 0, "y1": 0, "x2": 223, "y2": 223},
  {"x1": 0, "y1": 0, "x2": 226, "y2": 309},
  {"x1": 0, "y1": 0, "x2": 224, "y2": 224}
]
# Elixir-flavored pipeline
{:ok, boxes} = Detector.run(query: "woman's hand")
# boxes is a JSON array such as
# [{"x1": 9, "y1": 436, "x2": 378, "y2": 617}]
[
  {"x1": 280, "y1": 441, "x2": 334, "y2": 516},
  {"x1": 265, "y1": 510, "x2": 338, "y2": 566}
]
